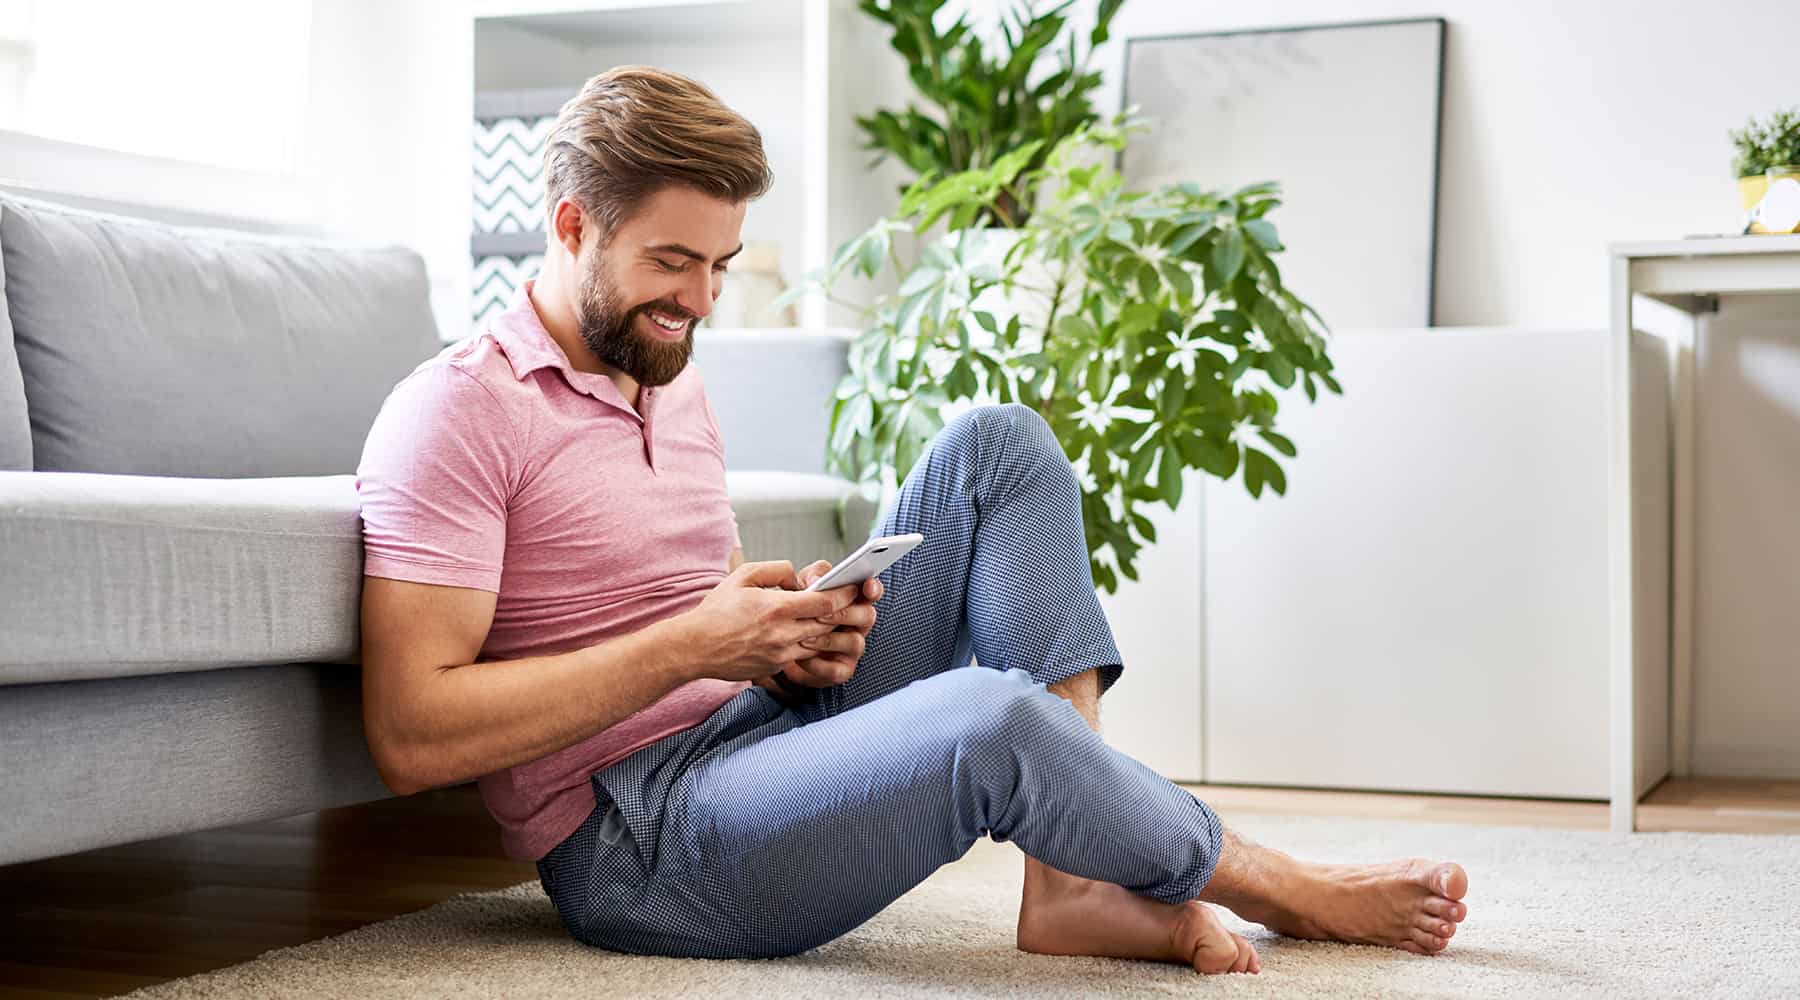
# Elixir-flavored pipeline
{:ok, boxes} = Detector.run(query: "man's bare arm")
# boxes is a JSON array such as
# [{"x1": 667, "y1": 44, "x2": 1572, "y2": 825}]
[{"x1": 359, "y1": 576, "x2": 702, "y2": 796}]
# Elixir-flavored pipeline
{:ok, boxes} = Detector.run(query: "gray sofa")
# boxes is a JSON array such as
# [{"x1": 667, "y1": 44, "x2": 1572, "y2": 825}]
[{"x1": 0, "y1": 189, "x2": 874, "y2": 866}]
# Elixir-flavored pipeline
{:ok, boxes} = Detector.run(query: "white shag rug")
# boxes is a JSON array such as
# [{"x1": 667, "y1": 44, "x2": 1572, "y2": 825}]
[{"x1": 117, "y1": 812, "x2": 1799, "y2": 999}]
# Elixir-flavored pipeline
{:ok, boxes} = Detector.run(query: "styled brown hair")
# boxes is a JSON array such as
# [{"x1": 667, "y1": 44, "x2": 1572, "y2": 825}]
[{"x1": 543, "y1": 66, "x2": 772, "y2": 246}]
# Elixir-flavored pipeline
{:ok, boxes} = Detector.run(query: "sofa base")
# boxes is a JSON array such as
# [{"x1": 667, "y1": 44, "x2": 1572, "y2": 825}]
[{"x1": 0, "y1": 662, "x2": 392, "y2": 866}]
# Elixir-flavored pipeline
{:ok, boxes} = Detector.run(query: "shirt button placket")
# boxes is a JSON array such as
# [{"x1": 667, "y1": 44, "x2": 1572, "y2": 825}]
[{"x1": 642, "y1": 393, "x2": 657, "y2": 473}]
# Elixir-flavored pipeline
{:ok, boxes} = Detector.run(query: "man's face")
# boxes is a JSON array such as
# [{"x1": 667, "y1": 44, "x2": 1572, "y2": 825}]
[{"x1": 575, "y1": 186, "x2": 747, "y2": 387}]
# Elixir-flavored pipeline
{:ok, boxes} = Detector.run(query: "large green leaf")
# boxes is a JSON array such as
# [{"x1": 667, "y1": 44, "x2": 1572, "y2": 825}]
[
  {"x1": 1212, "y1": 228, "x2": 1246, "y2": 284},
  {"x1": 1157, "y1": 439, "x2": 1184, "y2": 507},
  {"x1": 1258, "y1": 429, "x2": 1298, "y2": 458},
  {"x1": 1242, "y1": 446, "x2": 1287, "y2": 498},
  {"x1": 1244, "y1": 218, "x2": 1282, "y2": 251},
  {"x1": 1129, "y1": 509, "x2": 1157, "y2": 543}
]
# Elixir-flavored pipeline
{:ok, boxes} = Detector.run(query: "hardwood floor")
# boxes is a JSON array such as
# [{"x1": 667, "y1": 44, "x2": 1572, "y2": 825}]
[
  {"x1": 3, "y1": 777, "x2": 1796, "y2": 999},
  {"x1": 0, "y1": 786, "x2": 537, "y2": 1000},
  {"x1": 1193, "y1": 777, "x2": 1800, "y2": 834}
]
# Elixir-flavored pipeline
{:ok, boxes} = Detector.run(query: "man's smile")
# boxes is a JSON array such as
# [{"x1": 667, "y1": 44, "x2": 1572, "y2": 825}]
[{"x1": 645, "y1": 308, "x2": 690, "y2": 339}]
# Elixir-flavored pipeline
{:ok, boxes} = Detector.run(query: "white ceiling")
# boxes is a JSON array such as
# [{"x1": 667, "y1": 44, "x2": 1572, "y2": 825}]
[{"x1": 479, "y1": 0, "x2": 802, "y2": 48}]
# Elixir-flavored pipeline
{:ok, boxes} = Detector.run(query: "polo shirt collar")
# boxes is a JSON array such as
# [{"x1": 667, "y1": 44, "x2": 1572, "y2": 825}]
[{"x1": 488, "y1": 278, "x2": 656, "y2": 420}]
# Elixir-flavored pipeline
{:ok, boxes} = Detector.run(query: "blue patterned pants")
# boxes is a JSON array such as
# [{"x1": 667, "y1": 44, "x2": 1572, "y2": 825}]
[{"x1": 535, "y1": 403, "x2": 1226, "y2": 958}]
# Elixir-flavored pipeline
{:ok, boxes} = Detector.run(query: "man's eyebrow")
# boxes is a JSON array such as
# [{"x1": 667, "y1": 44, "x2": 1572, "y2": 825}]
[{"x1": 643, "y1": 242, "x2": 745, "y2": 263}]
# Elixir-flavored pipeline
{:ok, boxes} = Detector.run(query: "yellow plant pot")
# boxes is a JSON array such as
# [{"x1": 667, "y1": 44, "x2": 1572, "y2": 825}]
[
  {"x1": 1743, "y1": 167, "x2": 1800, "y2": 234},
  {"x1": 1740, "y1": 175, "x2": 1769, "y2": 211}
]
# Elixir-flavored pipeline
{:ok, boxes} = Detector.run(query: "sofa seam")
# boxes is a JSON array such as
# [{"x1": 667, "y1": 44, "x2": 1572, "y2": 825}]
[{"x1": 0, "y1": 515, "x2": 358, "y2": 539}]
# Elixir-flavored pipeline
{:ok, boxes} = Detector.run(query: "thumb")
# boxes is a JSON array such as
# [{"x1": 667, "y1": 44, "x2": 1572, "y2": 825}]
[
  {"x1": 733, "y1": 559, "x2": 798, "y2": 590},
  {"x1": 797, "y1": 559, "x2": 833, "y2": 588}
]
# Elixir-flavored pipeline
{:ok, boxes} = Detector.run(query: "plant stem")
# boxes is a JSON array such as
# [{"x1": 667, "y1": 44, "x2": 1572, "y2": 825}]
[
  {"x1": 992, "y1": 187, "x2": 1024, "y2": 229},
  {"x1": 1036, "y1": 252, "x2": 1073, "y2": 421},
  {"x1": 824, "y1": 292, "x2": 866, "y2": 313}
]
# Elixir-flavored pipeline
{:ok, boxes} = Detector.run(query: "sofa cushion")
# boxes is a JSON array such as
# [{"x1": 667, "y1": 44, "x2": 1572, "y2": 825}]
[
  {"x1": 0, "y1": 471, "x2": 367, "y2": 685},
  {"x1": 0, "y1": 239, "x2": 31, "y2": 470},
  {"x1": 0, "y1": 469, "x2": 877, "y2": 686},
  {"x1": 0, "y1": 193, "x2": 442, "y2": 477}
]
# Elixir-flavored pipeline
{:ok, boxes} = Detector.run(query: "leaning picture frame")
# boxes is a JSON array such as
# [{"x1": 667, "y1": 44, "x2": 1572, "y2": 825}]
[{"x1": 1119, "y1": 17, "x2": 1446, "y2": 330}]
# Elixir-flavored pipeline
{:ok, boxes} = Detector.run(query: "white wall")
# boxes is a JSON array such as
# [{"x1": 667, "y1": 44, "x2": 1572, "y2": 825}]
[
  {"x1": 837, "y1": 0, "x2": 1794, "y2": 330},
  {"x1": 304, "y1": 0, "x2": 474, "y2": 342}
]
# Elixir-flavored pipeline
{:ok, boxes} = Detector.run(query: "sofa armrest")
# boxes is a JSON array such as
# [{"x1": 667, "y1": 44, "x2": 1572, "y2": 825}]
[
  {"x1": 0, "y1": 471, "x2": 363, "y2": 685},
  {"x1": 694, "y1": 327, "x2": 854, "y2": 475}
]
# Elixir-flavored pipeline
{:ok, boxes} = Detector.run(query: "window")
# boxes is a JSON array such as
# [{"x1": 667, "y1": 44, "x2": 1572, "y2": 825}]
[{"x1": 0, "y1": 0, "x2": 311, "y2": 175}]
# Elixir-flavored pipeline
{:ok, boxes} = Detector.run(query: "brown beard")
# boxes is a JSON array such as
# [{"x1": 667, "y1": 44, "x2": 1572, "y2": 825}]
[{"x1": 576, "y1": 257, "x2": 695, "y2": 388}]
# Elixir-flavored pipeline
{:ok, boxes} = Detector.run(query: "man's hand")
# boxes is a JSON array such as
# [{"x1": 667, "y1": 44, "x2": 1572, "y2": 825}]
[
  {"x1": 679, "y1": 561, "x2": 860, "y2": 685},
  {"x1": 751, "y1": 559, "x2": 883, "y2": 701}
]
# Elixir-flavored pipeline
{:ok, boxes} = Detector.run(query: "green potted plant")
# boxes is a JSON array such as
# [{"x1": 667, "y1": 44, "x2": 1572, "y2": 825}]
[
  {"x1": 784, "y1": 2, "x2": 1341, "y2": 593},
  {"x1": 853, "y1": 0, "x2": 1126, "y2": 226},
  {"x1": 1729, "y1": 107, "x2": 1800, "y2": 231}
]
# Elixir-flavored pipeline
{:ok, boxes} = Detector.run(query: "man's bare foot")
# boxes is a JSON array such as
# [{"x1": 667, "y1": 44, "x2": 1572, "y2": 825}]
[
  {"x1": 1208, "y1": 836, "x2": 1470, "y2": 956},
  {"x1": 1017, "y1": 871, "x2": 1260, "y2": 974}
]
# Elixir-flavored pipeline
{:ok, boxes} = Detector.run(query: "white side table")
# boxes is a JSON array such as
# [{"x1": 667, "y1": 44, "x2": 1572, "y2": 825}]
[{"x1": 1608, "y1": 233, "x2": 1800, "y2": 832}]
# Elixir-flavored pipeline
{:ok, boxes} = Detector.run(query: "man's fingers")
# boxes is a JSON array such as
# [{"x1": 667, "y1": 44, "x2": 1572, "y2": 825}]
[
  {"x1": 817, "y1": 601, "x2": 876, "y2": 632},
  {"x1": 734, "y1": 560, "x2": 798, "y2": 590},
  {"x1": 776, "y1": 584, "x2": 858, "y2": 620},
  {"x1": 784, "y1": 653, "x2": 857, "y2": 687},
  {"x1": 863, "y1": 577, "x2": 884, "y2": 602},
  {"x1": 798, "y1": 630, "x2": 865, "y2": 662}
]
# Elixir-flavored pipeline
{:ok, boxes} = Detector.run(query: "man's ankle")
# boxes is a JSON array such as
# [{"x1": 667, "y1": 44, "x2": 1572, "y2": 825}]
[
  {"x1": 1196, "y1": 828, "x2": 1306, "y2": 914},
  {"x1": 1046, "y1": 667, "x2": 1102, "y2": 731}
]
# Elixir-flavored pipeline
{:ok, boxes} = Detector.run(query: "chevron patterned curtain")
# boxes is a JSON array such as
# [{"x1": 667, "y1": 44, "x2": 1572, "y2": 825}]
[{"x1": 472, "y1": 113, "x2": 553, "y2": 332}]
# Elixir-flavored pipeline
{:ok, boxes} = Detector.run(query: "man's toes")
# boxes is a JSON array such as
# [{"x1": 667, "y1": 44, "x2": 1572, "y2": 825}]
[
  {"x1": 1409, "y1": 926, "x2": 1449, "y2": 953},
  {"x1": 1233, "y1": 935, "x2": 1260, "y2": 974},
  {"x1": 1416, "y1": 914, "x2": 1455, "y2": 940},
  {"x1": 1433, "y1": 863, "x2": 1468, "y2": 900},
  {"x1": 1423, "y1": 897, "x2": 1466, "y2": 923}
]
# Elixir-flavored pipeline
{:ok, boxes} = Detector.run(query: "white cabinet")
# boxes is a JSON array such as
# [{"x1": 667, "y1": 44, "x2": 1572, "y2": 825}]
[
  {"x1": 1201, "y1": 329, "x2": 1614, "y2": 798},
  {"x1": 1095, "y1": 470, "x2": 1206, "y2": 782}
]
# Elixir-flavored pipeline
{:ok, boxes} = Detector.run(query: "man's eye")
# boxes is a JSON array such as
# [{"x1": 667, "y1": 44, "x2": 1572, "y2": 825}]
[
  {"x1": 714, "y1": 265, "x2": 729, "y2": 275},
  {"x1": 655, "y1": 260, "x2": 683, "y2": 272}
]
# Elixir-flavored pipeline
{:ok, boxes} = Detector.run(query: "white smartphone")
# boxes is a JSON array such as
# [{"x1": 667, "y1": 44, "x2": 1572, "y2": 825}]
[{"x1": 804, "y1": 532, "x2": 925, "y2": 591}]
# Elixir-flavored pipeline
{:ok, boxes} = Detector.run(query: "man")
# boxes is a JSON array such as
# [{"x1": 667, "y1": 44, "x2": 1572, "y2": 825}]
[{"x1": 355, "y1": 66, "x2": 1468, "y2": 975}]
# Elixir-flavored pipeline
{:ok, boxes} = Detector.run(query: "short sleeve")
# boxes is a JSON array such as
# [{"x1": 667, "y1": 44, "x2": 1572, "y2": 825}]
[
  {"x1": 698, "y1": 384, "x2": 742, "y2": 551},
  {"x1": 354, "y1": 363, "x2": 520, "y2": 593}
]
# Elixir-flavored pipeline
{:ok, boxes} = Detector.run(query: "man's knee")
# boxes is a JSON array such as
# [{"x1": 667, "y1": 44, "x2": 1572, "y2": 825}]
[
  {"x1": 925, "y1": 666, "x2": 1088, "y2": 751},
  {"x1": 936, "y1": 402, "x2": 1065, "y2": 472}
]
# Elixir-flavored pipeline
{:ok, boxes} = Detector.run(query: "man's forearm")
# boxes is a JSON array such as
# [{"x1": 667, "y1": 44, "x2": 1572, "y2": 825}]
[{"x1": 392, "y1": 615, "x2": 705, "y2": 793}]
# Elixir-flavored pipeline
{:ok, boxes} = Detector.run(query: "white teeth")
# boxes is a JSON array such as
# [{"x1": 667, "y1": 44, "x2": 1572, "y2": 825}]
[{"x1": 649, "y1": 312, "x2": 685, "y2": 331}]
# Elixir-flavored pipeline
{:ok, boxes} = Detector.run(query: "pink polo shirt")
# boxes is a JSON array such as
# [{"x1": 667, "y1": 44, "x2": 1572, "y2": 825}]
[{"x1": 354, "y1": 279, "x2": 749, "y2": 861}]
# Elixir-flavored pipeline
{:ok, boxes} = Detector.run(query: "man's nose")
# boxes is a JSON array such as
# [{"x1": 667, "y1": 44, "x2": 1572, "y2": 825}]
[{"x1": 673, "y1": 270, "x2": 713, "y2": 320}]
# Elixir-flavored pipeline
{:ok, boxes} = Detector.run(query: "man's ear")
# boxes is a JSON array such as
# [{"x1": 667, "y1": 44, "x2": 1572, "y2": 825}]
[{"x1": 549, "y1": 198, "x2": 586, "y2": 256}]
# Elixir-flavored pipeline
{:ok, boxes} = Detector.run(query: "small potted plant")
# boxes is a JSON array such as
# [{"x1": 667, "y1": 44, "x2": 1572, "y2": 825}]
[{"x1": 1729, "y1": 107, "x2": 1800, "y2": 232}]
